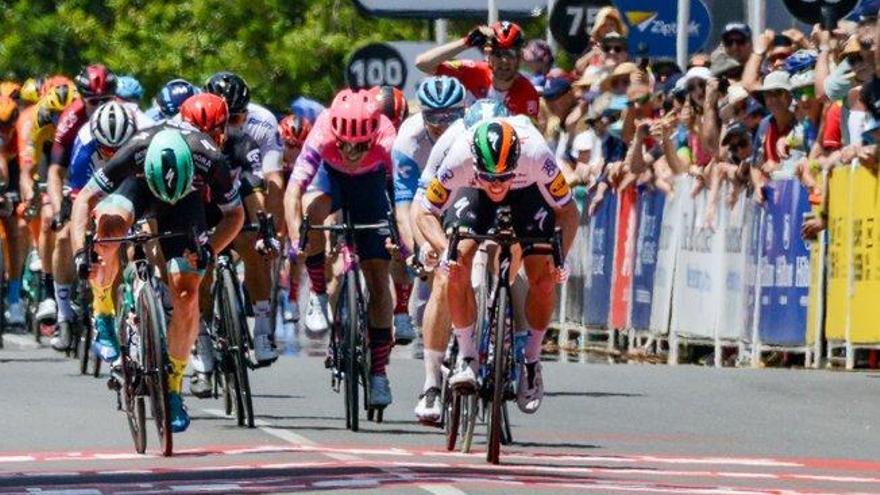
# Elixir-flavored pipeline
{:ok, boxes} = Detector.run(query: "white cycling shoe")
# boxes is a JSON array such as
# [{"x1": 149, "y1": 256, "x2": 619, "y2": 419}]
[
  {"x1": 449, "y1": 357, "x2": 477, "y2": 393},
  {"x1": 516, "y1": 361, "x2": 544, "y2": 414},
  {"x1": 304, "y1": 292, "x2": 331, "y2": 336},
  {"x1": 414, "y1": 387, "x2": 442, "y2": 423},
  {"x1": 36, "y1": 298, "x2": 57, "y2": 324}
]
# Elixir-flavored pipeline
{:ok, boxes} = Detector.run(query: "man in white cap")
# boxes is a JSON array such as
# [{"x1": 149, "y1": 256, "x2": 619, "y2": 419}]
[{"x1": 751, "y1": 71, "x2": 796, "y2": 198}]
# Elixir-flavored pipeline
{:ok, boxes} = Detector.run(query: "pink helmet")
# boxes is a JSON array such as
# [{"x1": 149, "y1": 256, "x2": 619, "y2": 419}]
[{"x1": 329, "y1": 89, "x2": 380, "y2": 144}]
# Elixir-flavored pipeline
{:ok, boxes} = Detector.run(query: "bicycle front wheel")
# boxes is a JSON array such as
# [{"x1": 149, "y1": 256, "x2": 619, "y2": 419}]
[
  {"x1": 138, "y1": 283, "x2": 172, "y2": 457},
  {"x1": 343, "y1": 271, "x2": 359, "y2": 432},
  {"x1": 219, "y1": 267, "x2": 255, "y2": 428},
  {"x1": 487, "y1": 289, "x2": 509, "y2": 465}
]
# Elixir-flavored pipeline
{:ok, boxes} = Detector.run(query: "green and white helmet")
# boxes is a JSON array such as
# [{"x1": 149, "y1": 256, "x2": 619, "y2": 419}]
[{"x1": 144, "y1": 129, "x2": 194, "y2": 204}]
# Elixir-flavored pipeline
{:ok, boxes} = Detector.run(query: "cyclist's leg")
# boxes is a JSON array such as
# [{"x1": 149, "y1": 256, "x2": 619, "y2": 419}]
[
  {"x1": 391, "y1": 202, "x2": 415, "y2": 344},
  {"x1": 301, "y1": 166, "x2": 334, "y2": 334},
  {"x1": 234, "y1": 230, "x2": 277, "y2": 363},
  {"x1": 49, "y1": 223, "x2": 76, "y2": 349},
  {"x1": 36, "y1": 193, "x2": 56, "y2": 324},
  {"x1": 156, "y1": 191, "x2": 209, "y2": 433},
  {"x1": 3, "y1": 215, "x2": 26, "y2": 324},
  {"x1": 415, "y1": 269, "x2": 451, "y2": 420},
  {"x1": 90, "y1": 184, "x2": 138, "y2": 361}
]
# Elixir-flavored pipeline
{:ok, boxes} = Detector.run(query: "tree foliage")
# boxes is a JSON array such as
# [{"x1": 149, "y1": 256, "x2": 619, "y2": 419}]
[{"x1": 0, "y1": 0, "x2": 429, "y2": 110}]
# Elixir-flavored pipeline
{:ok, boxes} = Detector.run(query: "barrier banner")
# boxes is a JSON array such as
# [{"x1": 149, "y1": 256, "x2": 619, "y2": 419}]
[
  {"x1": 758, "y1": 180, "x2": 811, "y2": 345},
  {"x1": 718, "y1": 189, "x2": 756, "y2": 340},
  {"x1": 805, "y1": 174, "x2": 828, "y2": 347},
  {"x1": 846, "y1": 166, "x2": 880, "y2": 344},
  {"x1": 650, "y1": 176, "x2": 689, "y2": 335},
  {"x1": 671, "y1": 181, "x2": 725, "y2": 339},
  {"x1": 562, "y1": 203, "x2": 591, "y2": 324},
  {"x1": 824, "y1": 166, "x2": 852, "y2": 341},
  {"x1": 631, "y1": 186, "x2": 666, "y2": 331},
  {"x1": 610, "y1": 186, "x2": 638, "y2": 329},
  {"x1": 583, "y1": 191, "x2": 618, "y2": 328}
]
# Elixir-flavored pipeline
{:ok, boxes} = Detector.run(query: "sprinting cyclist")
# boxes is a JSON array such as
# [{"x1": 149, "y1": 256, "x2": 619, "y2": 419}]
[
  {"x1": 146, "y1": 79, "x2": 200, "y2": 122},
  {"x1": 71, "y1": 123, "x2": 244, "y2": 432},
  {"x1": 284, "y1": 88, "x2": 398, "y2": 407},
  {"x1": 391, "y1": 76, "x2": 466, "y2": 352},
  {"x1": 414, "y1": 119, "x2": 578, "y2": 414},
  {"x1": 205, "y1": 71, "x2": 281, "y2": 364},
  {"x1": 0, "y1": 95, "x2": 28, "y2": 326}
]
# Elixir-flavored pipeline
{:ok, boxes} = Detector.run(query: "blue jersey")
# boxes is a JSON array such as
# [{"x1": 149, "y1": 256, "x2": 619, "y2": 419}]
[{"x1": 68, "y1": 133, "x2": 102, "y2": 192}]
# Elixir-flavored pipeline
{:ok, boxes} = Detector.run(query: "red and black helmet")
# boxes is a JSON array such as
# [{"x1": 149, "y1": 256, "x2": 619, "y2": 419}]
[
  {"x1": 371, "y1": 85, "x2": 408, "y2": 130},
  {"x1": 74, "y1": 64, "x2": 117, "y2": 98},
  {"x1": 180, "y1": 93, "x2": 229, "y2": 138},
  {"x1": 278, "y1": 114, "x2": 312, "y2": 147},
  {"x1": 490, "y1": 21, "x2": 524, "y2": 51}
]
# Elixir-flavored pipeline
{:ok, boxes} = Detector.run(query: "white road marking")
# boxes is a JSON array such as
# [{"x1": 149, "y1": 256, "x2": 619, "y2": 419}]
[{"x1": 201, "y1": 407, "x2": 469, "y2": 494}]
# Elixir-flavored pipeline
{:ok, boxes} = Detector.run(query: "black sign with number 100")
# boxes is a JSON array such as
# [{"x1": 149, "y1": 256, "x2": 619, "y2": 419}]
[
  {"x1": 346, "y1": 43, "x2": 408, "y2": 90},
  {"x1": 549, "y1": 0, "x2": 613, "y2": 55}
]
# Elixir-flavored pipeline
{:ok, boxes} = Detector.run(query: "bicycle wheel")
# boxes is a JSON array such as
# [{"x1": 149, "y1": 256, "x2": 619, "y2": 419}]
[
  {"x1": 343, "y1": 271, "x2": 359, "y2": 432},
  {"x1": 138, "y1": 283, "x2": 172, "y2": 457},
  {"x1": 460, "y1": 393, "x2": 479, "y2": 453},
  {"x1": 486, "y1": 289, "x2": 508, "y2": 465},
  {"x1": 78, "y1": 289, "x2": 93, "y2": 375},
  {"x1": 118, "y1": 292, "x2": 146, "y2": 454},
  {"x1": 219, "y1": 266, "x2": 255, "y2": 428},
  {"x1": 445, "y1": 389, "x2": 461, "y2": 451}
]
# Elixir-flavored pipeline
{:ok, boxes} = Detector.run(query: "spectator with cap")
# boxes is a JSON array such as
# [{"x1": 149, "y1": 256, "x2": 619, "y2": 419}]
[
  {"x1": 542, "y1": 69, "x2": 585, "y2": 184},
  {"x1": 750, "y1": 70, "x2": 797, "y2": 200},
  {"x1": 601, "y1": 62, "x2": 641, "y2": 97},
  {"x1": 721, "y1": 22, "x2": 753, "y2": 65},
  {"x1": 576, "y1": 30, "x2": 630, "y2": 76},
  {"x1": 702, "y1": 51, "x2": 744, "y2": 155}
]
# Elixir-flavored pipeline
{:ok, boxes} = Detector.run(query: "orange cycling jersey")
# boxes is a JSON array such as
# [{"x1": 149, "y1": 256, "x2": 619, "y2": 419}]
[{"x1": 15, "y1": 105, "x2": 55, "y2": 173}]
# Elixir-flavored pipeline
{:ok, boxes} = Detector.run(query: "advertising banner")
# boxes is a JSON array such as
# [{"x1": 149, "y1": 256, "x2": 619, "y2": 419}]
[
  {"x1": 846, "y1": 166, "x2": 880, "y2": 344},
  {"x1": 631, "y1": 186, "x2": 665, "y2": 331},
  {"x1": 650, "y1": 176, "x2": 688, "y2": 335},
  {"x1": 758, "y1": 180, "x2": 811, "y2": 346},
  {"x1": 824, "y1": 166, "x2": 852, "y2": 341},
  {"x1": 718, "y1": 189, "x2": 755, "y2": 340},
  {"x1": 671, "y1": 182, "x2": 724, "y2": 339},
  {"x1": 610, "y1": 186, "x2": 638, "y2": 329},
  {"x1": 583, "y1": 192, "x2": 618, "y2": 328}
]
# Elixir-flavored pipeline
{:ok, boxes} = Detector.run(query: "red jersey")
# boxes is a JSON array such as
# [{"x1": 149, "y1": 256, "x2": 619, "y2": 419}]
[
  {"x1": 436, "y1": 60, "x2": 539, "y2": 119},
  {"x1": 51, "y1": 98, "x2": 87, "y2": 167}
]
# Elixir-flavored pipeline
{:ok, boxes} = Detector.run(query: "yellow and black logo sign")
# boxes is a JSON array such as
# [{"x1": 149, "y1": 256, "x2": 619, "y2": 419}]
[
  {"x1": 425, "y1": 178, "x2": 451, "y2": 208},
  {"x1": 546, "y1": 172, "x2": 570, "y2": 201}
]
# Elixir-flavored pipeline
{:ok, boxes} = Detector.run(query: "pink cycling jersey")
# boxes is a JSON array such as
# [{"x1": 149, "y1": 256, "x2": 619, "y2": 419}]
[{"x1": 290, "y1": 111, "x2": 395, "y2": 192}]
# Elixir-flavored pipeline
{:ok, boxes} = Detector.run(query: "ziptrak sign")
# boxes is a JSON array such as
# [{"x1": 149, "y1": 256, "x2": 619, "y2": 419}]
[
  {"x1": 613, "y1": 0, "x2": 712, "y2": 57},
  {"x1": 351, "y1": 0, "x2": 546, "y2": 18}
]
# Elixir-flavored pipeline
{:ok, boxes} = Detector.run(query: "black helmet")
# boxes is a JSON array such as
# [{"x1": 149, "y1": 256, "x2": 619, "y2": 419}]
[{"x1": 205, "y1": 71, "x2": 250, "y2": 114}]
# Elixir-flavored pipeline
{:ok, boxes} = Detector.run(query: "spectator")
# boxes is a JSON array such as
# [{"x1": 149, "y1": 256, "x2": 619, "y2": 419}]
[
  {"x1": 720, "y1": 22, "x2": 753, "y2": 65},
  {"x1": 523, "y1": 39, "x2": 555, "y2": 92},
  {"x1": 751, "y1": 70, "x2": 796, "y2": 200},
  {"x1": 542, "y1": 70, "x2": 583, "y2": 183},
  {"x1": 414, "y1": 21, "x2": 539, "y2": 118}
]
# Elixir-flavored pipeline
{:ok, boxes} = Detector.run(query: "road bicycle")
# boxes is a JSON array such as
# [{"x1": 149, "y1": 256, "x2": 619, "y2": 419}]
[
  {"x1": 90, "y1": 226, "x2": 186, "y2": 457},
  {"x1": 445, "y1": 206, "x2": 563, "y2": 464},
  {"x1": 205, "y1": 211, "x2": 277, "y2": 428},
  {"x1": 299, "y1": 204, "x2": 398, "y2": 431}
]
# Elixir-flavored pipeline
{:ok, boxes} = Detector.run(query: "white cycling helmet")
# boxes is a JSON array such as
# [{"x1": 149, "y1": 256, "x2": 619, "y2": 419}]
[{"x1": 90, "y1": 101, "x2": 136, "y2": 148}]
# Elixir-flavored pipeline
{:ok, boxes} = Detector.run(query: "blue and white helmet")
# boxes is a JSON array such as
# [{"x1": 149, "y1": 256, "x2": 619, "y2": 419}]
[
  {"x1": 156, "y1": 79, "x2": 200, "y2": 117},
  {"x1": 417, "y1": 76, "x2": 465, "y2": 111},
  {"x1": 116, "y1": 76, "x2": 144, "y2": 102},
  {"x1": 463, "y1": 98, "x2": 509, "y2": 128}
]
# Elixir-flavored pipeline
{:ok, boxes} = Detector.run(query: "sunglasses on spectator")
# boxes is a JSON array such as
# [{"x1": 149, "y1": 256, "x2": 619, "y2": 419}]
[
  {"x1": 723, "y1": 36, "x2": 749, "y2": 47},
  {"x1": 337, "y1": 140, "x2": 371, "y2": 156},
  {"x1": 602, "y1": 44, "x2": 627, "y2": 54},
  {"x1": 477, "y1": 171, "x2": 516, "y2": 184},
  {"x1": 764, "y1": 89, "x2": 789, "y2": 99},
  {"x1": 423, "y1": 108, "x2": 464, "y2": 126}
]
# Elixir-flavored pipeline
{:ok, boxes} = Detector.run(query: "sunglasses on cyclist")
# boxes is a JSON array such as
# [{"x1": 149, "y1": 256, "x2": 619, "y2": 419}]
[
  {"x1": 423, "y1": 108, "x2": 464, "y2": 126},
  {"x1": 337, "y1": 140, "x2": 371, "y2": 156},
  {"x1": 476, "y1": 171, "x2": 516, "y2": 184},
  {"x1": 490, "y1": 49, "x2": 519, "y2": 61}
]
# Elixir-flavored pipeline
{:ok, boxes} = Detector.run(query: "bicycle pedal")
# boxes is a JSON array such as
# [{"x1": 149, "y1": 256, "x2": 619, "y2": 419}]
[{"x1": 106, "y1": 376, "x2": 121, "y2": 392}]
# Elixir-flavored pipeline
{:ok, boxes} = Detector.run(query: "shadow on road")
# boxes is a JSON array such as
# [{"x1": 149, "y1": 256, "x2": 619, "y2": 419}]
[{"x1": 545, "y1": 391, "x2": 644, "y2": 398}]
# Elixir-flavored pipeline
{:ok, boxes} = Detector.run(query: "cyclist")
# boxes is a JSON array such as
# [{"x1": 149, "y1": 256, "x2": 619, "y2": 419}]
[
  {"x1": 146, "y1": 79, "x2": 200, "y2": 122},
  {"x1": 116, "y1": 76, "x2": 144, "y2": 104},
  {"x1": 71, "y1": 123, "x2": 244, "y2": 433},
  {"x1": 414, "y1": 119, "x2": 578, "y2": 414},
  {"x1": 415, "y1": 21, "x2": 539, "y2": 119},
  {"x1": 391, "y1": 76, "x2": 466, "y2": 352},
  {"x1": 19, "y1": 78, "x2": 43, "y2": 106},
  {"x1": 373, "y1": 86, "x2": 409, "y2": 130},
  {"x1": 1, "y1": 81, "x2": 21, "y2": 102},
  {"x1": 273, "y1": 114, "x2": 312, "y2": 327},
  {"x1": 44, "y1": 65, "x2": 118, "y2": 346},
  {"x1": 205, "y1": 71, "x2": 281, "y2": 364},
  {"x1": 171, "y1": 93, "x2": 268, "y2": 397},
  {"x1": 67, "y1": 101, "x2": 138, "y2": 194},
  {"x1": 412, "y1": 98, "x2": 509, "y2": 422},
  {"x1": 17, "y1": 80, "x2": 78, "y2": 331},
  {"x1": 0, "y1": 95, "x2": 27, "y2": 326},
  {"x1": 283, "y1": 88, "x2": 398, "y2": 408}
]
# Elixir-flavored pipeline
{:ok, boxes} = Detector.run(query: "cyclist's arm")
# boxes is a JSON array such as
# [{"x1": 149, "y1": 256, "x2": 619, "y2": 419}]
[
  {"x1": 205, "y1": 158, "x2": 245, "y2": 254},
  {"x1": 554, "y1": 199, "x2": 579, "y2": 260},
  {"x1": 414, "y1": 201, "x2": 447, "y2": 255},
  {"x1": 0, "y1": 152, "x2": 8, "y2": 189},
  {"x1": 264, "y1": 170, "x2": 285, "y2": 234},
  {"x1": 211, "y1": 203, "x2": 245, "y2": 255},
  {"x1": 17, "y1": 128, "x2": 36, "y2": 203},
  {"x1": 47, "y1": 164, "x2": 66, "y2": 214},
  {"x1": 283, "y1": 178, "x2": 304, "y2": 246},
  {"x1": 70, "y1": 178, "x2": 107, "y2": 254},
  {"x1": 415, "y1": 38, "x2": 472, "y2": 74}
]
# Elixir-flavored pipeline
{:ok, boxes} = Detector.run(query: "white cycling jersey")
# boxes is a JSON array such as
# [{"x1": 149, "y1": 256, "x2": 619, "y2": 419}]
[
  {"x1": 229, "y1": 102, "x2": 283, "y2": 177},
  {"x1": 392, "y1": 113, "x2": 435, "y2": 204},
  {"x1": 419, "y1": 116, "x2": 572, "y2": 215}
]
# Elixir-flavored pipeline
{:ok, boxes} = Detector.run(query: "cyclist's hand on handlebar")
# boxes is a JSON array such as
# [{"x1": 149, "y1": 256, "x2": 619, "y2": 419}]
[
  {"x1": 554, "y1": 261, "x2": 571, "y2": 284},
  {"x1": 287, "y1": 244, "x2": 302, "y2": 264},
  {"x1": 418, "y1": 242, "x2": 440, "y2": 269},
  {"x1": 254, "y1": 236, "x2": 281, "y2": 257}
]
